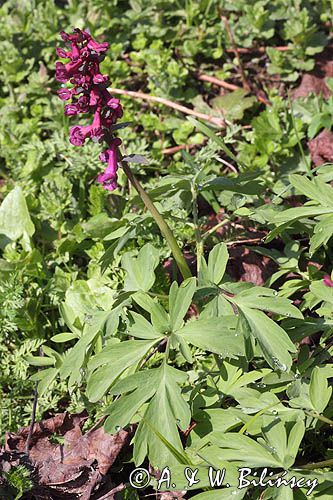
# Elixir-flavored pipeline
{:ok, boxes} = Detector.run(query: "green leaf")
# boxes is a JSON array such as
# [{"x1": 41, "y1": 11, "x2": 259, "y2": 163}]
[
  {"x1": 87, "y1": 339, "x2": 158, "y2": 402},
  {"x1": 207, "y1": 432, "x2": 283, "y2": 468},
  {"x1": 26, "y1": 356, "x2": 54, "y2": 367},
  {"x1": 207, "y1": 243, "x2": 228, "y2": 285},
  {"x1": 30, "y1": 368, "x2": 58, "y2": 397},
  {"x1": 0, "y1": 186, "x2": 34, "y2": 240},
  {"x1": 309, "y1": 366, "x2": 332, "y2": 413},
  {"x1": 310, "y1": 214, "x2": 333, "y2": 253},
  {"x1": 239, "y1": 307, "x2": 296, "y2": 371},
  {"x1": 310, "y1": 280, "x2": 333, "y2": 305},
  {"x1": 128, "y1": 312, "x2": 164, "y2": 339},
  {"x1": 218, "y1": 361, "x2": 271, "y2": 397},
  {"x1": 133, "y1": 370, "x2": 191, "y2": 467},
  {"x1": 273, "y1": 206, "x2": 333, "y2": 225},
  {"x1": 211, "y1": 88, "x2": 256, "y2": 121},
  {"x1": 59, "y1": 310, "x2": 111, "y2": 382},
  {"x1": 261, "y1": 416, "x2": 288, "y2": 465},
  {"x1": 105, "y1": 382, "x2": 156, "y2": 434},
  {"x1": 188, "y1": 117, "x2": 240, "y2": 165},
  {"x1": 233, "y1": 287, "x2": 303, "y2": 319},
  {"x1": 122, "y1": 243, "x2": 160, "y2": 292},
  {"x1": 289, "y1": 174, "x2": 333, "y2": 207},
  {"x1": 51, "y1": 332, "x2": 79, "y2": 343},
  {"x1": 169, "y1": 277, "x2": 196, "y2": 331},
  {"x1": 203, "y1": 177, "x2": 263, "y2": 195},
  {"x1": 132, "y1": 292, "x2": 170, "y2": 333},
  {"x1": 178, "y1": 317, "x2": 245, "y2": 357},
  {"x1": 174, "y1": 333, "x2": 194, "y2": 363},
  {"x1": 143, "y1": 418, "x2": 191, "y2": 465},
  {"x1": 286, "y1": 420, "x2": 305, "y2": 467}
]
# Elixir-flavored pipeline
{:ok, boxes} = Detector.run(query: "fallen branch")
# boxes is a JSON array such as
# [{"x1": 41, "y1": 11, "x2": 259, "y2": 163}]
[
  {"x1": 225, "y1": 45, "x2": 290, "y2": 54},
  {"x1": 197, "y1": 72, "x2": 239, "y2": 91},
  {"x1": 162, "y1": 144, "x2": 189, "y2": 155},
  {"x1": 226, "y1": 237, "x2": 263, "y2": 246},
  {"x1": 197, "y1": 72, "x2": 270, "y2": 106},
  {"x1": 162, "y1": 142, "x2": 204, "y2": 155},
  {"x1": 108, "y1": 87, "x2": 225, "y2": 127}
]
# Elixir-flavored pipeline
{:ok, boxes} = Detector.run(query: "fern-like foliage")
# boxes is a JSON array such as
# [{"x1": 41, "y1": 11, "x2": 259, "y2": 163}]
[{"x1": 4, "y1": 465, "x2": 33, "y2": 500}]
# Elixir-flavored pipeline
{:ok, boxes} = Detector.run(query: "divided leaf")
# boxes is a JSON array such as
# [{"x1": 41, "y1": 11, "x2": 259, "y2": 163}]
[
  {"x1": 87, "y1": 339, "x2": 158, "y2": 402},
  {"x1": 239, "y1": 306, "x2": 296, "y2": 372},
  {"x1": 169, "y1": 277, "x2": 196, "y2": 331},
  {"x1": 122, "y1": 243, "x2": 160, "y2": 292}
]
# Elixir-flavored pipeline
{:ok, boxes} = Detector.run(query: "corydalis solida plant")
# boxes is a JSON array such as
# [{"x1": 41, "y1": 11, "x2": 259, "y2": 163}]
[
  {"x1": 56, "y1": 28, "x2": 123, "y2": 191},
  {"x1": 55, "y1": 28, "x2": 192, "y2": 280}
]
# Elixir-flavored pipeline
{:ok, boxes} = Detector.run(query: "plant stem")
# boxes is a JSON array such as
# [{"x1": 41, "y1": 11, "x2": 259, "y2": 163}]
[
  {"x1": 164, "y1": 337, "x2": 171, "y2": 364},
  {"x1": 140, "y1": 338, "x2": 167, "y2": 368},
  {"x1": 202, "y1": 218, "x2": 230, "y2": 240},
  {"x1": 304, "y1": 409, "x2": 333, "y2": 426},
  {"x1": 191, "y1": 182, "x2": 203, "y2": 275},
  {"x1": 295, "y1": 458, "x2": 333, "y2": 470},
  {"x1": 121, "y1": 161, "x2": 192, "y2": 280}
]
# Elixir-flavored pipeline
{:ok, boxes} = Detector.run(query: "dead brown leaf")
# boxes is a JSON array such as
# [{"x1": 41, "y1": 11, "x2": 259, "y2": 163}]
[
  {"x1": 308, "y1": 129, "x2": 333, "y2": 166},
  {"x1": 4, "y1": 412, "x2": 133, "y2": 499},
  {"x1": 158, "y1": 492, "x2": 187, "y2": 500},
  {"x1": 227, "y1": 246, "x2": 277, "y2": 285},
  {"x1": 292, "y1": 47, "x2": 333, "y2": 100}
]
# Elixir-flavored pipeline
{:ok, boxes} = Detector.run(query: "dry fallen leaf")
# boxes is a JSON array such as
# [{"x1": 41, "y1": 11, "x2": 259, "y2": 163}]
[
  {"x1": 308, "y1": 129, "x2": 333, "y2": 166},
  {"x1": 292, "y1": 49, "x2": 333, "y2": 100},
  {"x1": 3, "y1": 412, "x2": 133, "y2": 499},
  {"x1": 228, "y1": 246, "x2": 277, "y2": 285}
]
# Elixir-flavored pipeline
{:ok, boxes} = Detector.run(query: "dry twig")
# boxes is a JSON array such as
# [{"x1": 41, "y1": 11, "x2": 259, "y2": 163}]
[{"x1": 109, "y1": 87, "x2": 225, "y2": 127}]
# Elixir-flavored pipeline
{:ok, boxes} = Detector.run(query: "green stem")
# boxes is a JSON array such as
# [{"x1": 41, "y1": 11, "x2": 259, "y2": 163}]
[
  {"x1": 239, "y1": 401, "x2": 285, "y2": 435},
  {"x1": 191, "y1": 182, "x2": 203, "y2": 275},
  {"x1": 164, "y1": 337, "x2": 171, "y2": 363},
  {"x1": 121, "y1": 161, "x2": 192, "y2": 280},
  {"x1": 304, "y1": 409, "x2": 333, "y2": 426},
  {"x1": 202, "y1": 218, "x2": 230, "y2": 240},
  {"x1": 295, "y1": 458, "x2": 333, "y2": 470}
]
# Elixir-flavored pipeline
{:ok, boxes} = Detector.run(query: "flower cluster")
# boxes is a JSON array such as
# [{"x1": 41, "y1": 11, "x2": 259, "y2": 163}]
[{"x1": 56, "y1": 28, "x2": 123, "y2": 191}]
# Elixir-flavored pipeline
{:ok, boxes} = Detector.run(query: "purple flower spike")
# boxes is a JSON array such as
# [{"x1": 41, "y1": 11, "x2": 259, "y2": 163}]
[{"x1": 56, "y1": 28, "x2": 123, "y2": 190}]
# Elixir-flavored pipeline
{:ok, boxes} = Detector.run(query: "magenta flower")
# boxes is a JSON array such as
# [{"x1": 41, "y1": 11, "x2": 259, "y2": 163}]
[
  {"x1": 57, "y1": 88, "x2": 73, "y2": 101},
  {"x1": 56, "y1": 28, "x2": 123, "y2": 191},
  {"x1": 87, "y1": 38, "x2": 110, "y2": 53},
  {"x1": 55, "y1": 60, "x2": 84, "y2": 83},
  {"x1": 56, "y1": 47, "x2": 71, "y2": 59},
  {"x1": 97, "y1": 138, "x2": 122, "y2": 191},
  {"x1": 323, "y1": 275, "x2": 333, "y2": 287},
  {"x1": 69, "y1": 125, "x2": 91, "y2": 146}
]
